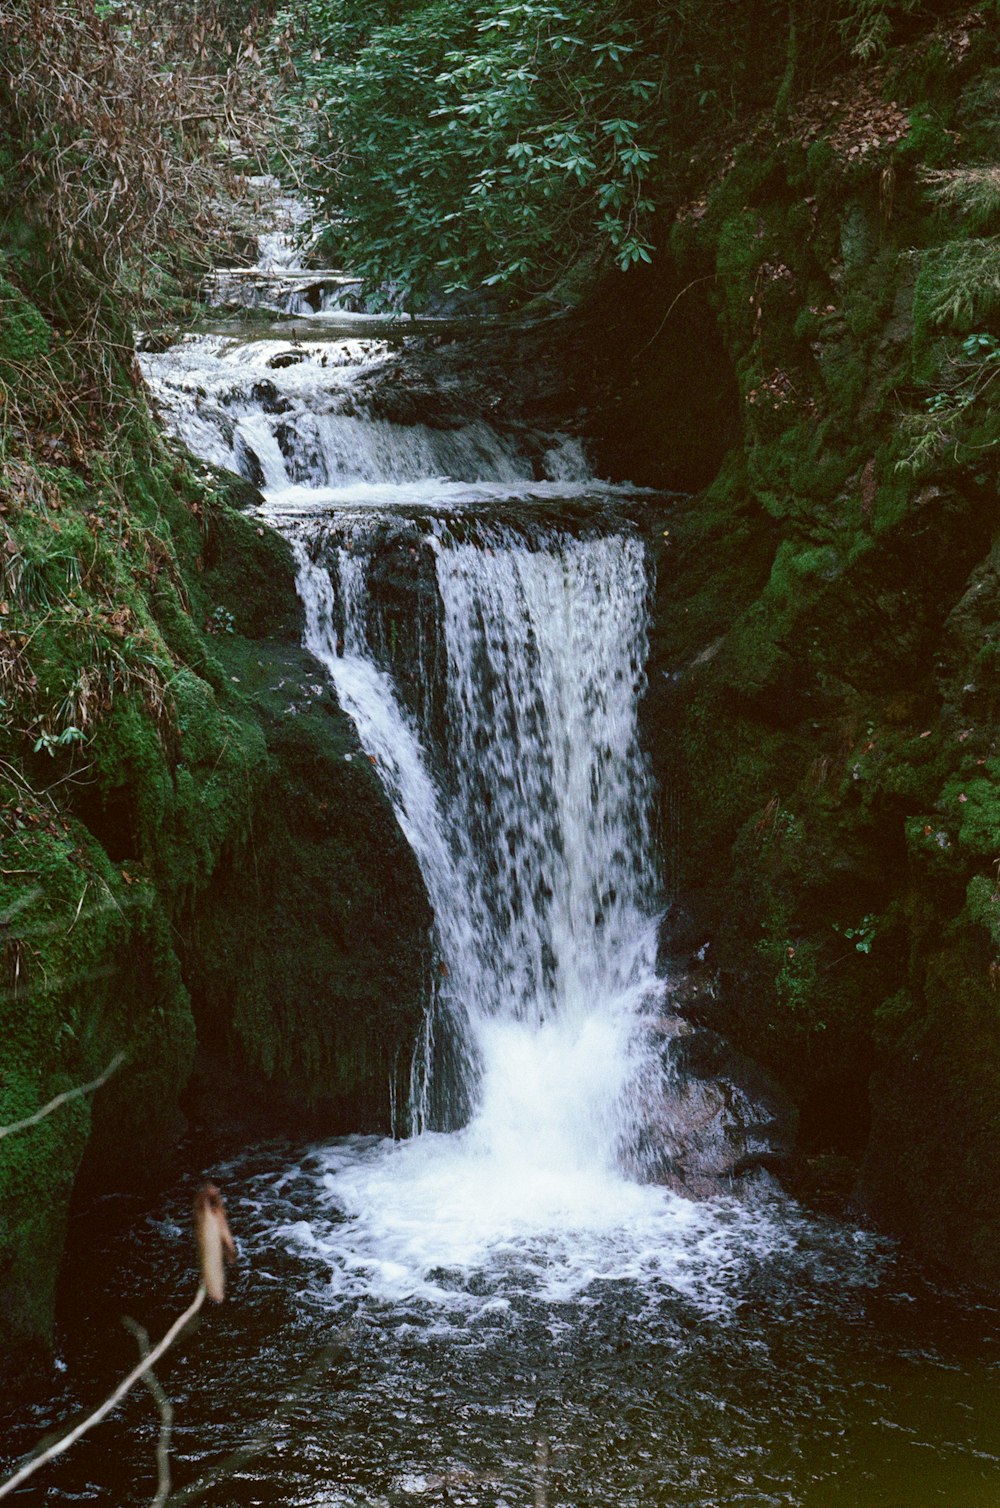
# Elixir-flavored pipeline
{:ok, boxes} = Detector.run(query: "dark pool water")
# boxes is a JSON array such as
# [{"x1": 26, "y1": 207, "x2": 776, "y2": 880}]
[{"x1": 3, "y1": 1139, "x2": 1000, "y2": 1507}]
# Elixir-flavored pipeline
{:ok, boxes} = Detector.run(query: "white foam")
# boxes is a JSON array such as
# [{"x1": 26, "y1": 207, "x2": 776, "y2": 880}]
[
  {"x1": 262, "y1": 1130, "x2": 832, "y2": 1324},
  {"x1": 141, "y1": 242, "x2": 861, "y2": 1337}
]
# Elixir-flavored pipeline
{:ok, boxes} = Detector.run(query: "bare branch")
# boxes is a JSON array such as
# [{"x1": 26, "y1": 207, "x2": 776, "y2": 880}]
[
  {"x1": 122, "y1": 1316, "x2": 175, "y2": 1508},
  {"x1": 0, "y1": 0, "x2": 292, "y2": 337},
  {"x1": 0, "y1": 1051, "x2": 126, "y2": 1140},
  {"x1": 0, "y1": 1285, "x2": 207, "y2": 1501}
]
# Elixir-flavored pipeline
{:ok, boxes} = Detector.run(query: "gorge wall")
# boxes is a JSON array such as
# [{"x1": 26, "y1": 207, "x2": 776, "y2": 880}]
[
  {"x1": 0, "y1": 268, "x2": 431, "y2": 1364},
  {"x1": 588, "y1": 7, "x2": 1000, "y2": 1287}
]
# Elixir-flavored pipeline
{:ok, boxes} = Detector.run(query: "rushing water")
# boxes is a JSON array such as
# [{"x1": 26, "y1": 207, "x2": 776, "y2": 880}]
[{"x1": 6, "y1": 232, "x2": 1000, "y2": 1503}]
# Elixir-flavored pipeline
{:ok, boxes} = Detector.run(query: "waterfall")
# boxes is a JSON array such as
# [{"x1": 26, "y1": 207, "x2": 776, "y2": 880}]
[
  {"x1": 138, "y1": 228, "x2": 806, "y2": 1314},
  {"x1": 294, "y1": 520, "x2": 665, "y2": 1168},
  {"x1": 61, "y1": 206, "x2": 963, "y2": 1508}
]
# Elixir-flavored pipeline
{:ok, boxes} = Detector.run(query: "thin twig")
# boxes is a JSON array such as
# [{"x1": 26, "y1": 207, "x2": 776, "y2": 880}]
[
  {"x1": 0, "y1": 1286, "x2": 207, "y2": 1501},
  {"x1": 632, "y1": 274, "x2": 717, "y2": 359},
  {"x1": 122, "y1": 1317, "x2": 174, "y2": 1508},
  {"x1": 0, "y1": 1051, "x2": 126, "y2": 1140},
  {"x1": 66, "y1": 881, "x2": 90, "y2": 936}
]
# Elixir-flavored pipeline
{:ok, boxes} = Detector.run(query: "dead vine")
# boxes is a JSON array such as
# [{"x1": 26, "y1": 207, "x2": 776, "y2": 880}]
[{"x1": 0, "y1": 0, "x2": 292, "y2": 334}]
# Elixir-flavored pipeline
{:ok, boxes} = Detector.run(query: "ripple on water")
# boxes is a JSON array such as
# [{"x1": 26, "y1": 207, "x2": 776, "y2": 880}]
[{"x1": 6, "y1": 1137, "x2": 1000, "y2": 1506}]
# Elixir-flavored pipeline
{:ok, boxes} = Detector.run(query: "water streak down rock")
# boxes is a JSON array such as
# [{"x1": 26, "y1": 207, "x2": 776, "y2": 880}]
[{"x1": 143, "y1": 247, "x2": 795, "y2": 1194}]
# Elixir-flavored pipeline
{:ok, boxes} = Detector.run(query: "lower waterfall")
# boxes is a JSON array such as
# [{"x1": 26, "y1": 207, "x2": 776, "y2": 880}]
[
  {"x1": 296, "y1": 523, "x2": 661, "y2": 1160},
  {"x1": 283, "y1": 515, "x2": 717, "y2": 1306},
  {"x1": 85, "y1": 303, "x2": 997, "y2": 1508}
]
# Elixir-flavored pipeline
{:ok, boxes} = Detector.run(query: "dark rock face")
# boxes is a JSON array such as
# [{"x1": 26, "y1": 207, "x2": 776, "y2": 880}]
[
  {"x1": 624, "y1": 15, "x2": 1000, "y2": 1287},
  {"x1": 856, "y1": 938, "x2": 1000, "y2": 1291},
  {"x1": 180, "y1": 628, "x2": 433, "y2": 1140},
  {"x1": 574, "y1": 264, "x2": 742, "y2": 493}
]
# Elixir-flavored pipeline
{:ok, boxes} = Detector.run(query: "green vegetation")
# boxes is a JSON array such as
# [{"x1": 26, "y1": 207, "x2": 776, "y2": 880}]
[
  {"x1": 276, "y1": 0, "x2": 671, "y2": 302},
  {"x1": 276, "y1": 0, "x2": 938, "y2": 305},
  {"x1": 638, "y1": 2, "x2": 1000, "y2": 1281}
]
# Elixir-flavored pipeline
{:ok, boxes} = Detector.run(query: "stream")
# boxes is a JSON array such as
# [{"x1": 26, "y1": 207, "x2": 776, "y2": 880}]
[{"x1": 4, "y1": 226, "x2": 1000, "y2": 1506}]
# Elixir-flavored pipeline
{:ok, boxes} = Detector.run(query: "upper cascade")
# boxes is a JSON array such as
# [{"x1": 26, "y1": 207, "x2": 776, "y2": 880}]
[
  {"x1": 142, "y1": 331, "x2": 539, "y2": 497},
  {"x1": 140, "y1": 188, "x2": 613, "y2": 510}
]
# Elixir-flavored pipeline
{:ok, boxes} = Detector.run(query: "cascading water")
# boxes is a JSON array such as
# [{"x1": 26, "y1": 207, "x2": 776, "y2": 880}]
[
  {"x1": 141, "y1": 300, "x2": 794, "y2": 1299},
  {"x1": 298, "y1": 523, "x2": 664, "y2": 1169},
  {"x1": 12, "y1": 224, "x2": 1000, "y2": 1508},
  {"x1": 266, "y1": 502, "x2": 806, "y2": 1316}
]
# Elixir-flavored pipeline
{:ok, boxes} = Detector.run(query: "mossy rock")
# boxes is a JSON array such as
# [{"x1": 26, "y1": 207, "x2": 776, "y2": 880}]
[{"x1": 858, "y1": 934, "x2": 1000, "y2": 1289}]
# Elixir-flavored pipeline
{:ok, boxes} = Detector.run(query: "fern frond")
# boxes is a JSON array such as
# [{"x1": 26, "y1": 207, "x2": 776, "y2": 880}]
[
  {"x1": 917, "y1": 238, "x2": 1000, "y2": 329},
  {"x1": 922, "y1": 167, "x2": 1000, "y2": 231}
]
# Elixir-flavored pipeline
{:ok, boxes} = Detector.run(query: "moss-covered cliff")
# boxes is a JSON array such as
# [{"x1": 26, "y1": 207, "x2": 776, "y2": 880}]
[
  {"x1": 606, "y1": 7, "x2": 1000, "y2": 1285},
  {"x1": 6, "y1": 0, "x2": 1000, "y2": 1365},
  {"x1": 0, "y1": 263, "x2": 431, "y2": 1365}
]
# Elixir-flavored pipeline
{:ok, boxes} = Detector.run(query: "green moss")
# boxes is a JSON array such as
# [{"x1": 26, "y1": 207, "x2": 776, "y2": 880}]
[
  {"x1": 966, "y1": 874, "x2": 1000, "y2": 948},
  {"x1": 645, "y1": 18, "x2": 1000, "y2": 1215},
  {"x1": 0, "y1": 268, "x2": 51, "y2": 372},
  {"x1": 0, "y1": 819, "x2": 194, "y2": 1354},
  {"x1": 186, "y1": 633, "x2": 431, "y2": 1126},
  {"x1": 805, "y1": 136, "x2": 835, "y2": 182},
  {"x1": 715, "y1": 209, "x2": 768, "y2": 338},
  {"x1": 942, "y1": 771, "x2": 1000, "y2": 856},
  {"x1": 898, "y1": 105, "x2": 956, "y2": 169},
  {"x1": 0, "y1": 272, "x2": 433, "y2": 1363}
]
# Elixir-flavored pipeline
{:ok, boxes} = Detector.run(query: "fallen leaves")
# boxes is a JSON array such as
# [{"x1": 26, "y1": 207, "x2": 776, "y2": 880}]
[
  {"x1": 791, "y1": 75, "x2": 910, "y2": 165},
  {"x1": 744, "y1": 367, "x2": 814, "y2": 415}
]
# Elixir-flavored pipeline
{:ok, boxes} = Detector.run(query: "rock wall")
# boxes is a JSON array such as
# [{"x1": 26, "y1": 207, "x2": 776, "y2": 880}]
[
  {"x1": 0, "y1": 270, "x2": 431, "y2": 1366},
  {"x1": 606, "y1": 9, "x2": 1000, "y2": 1285}
]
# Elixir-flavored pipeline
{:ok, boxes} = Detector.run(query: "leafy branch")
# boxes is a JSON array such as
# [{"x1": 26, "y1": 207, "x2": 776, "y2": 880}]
[{"x1": 895, "y1": 331, "x2": 1000, "y2": 475}]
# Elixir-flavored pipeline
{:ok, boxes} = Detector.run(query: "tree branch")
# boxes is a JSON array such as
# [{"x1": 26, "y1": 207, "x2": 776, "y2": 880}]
[
  {"x1": 0, "y1": 1051, "x2": 126, "y2": 1140},
  {"x1": 0, "y1": 1286, "x2": 207, "y2": 1502},
  {"x1": 122, "y1": 1316, "x2": 175, "y2": 1508}
]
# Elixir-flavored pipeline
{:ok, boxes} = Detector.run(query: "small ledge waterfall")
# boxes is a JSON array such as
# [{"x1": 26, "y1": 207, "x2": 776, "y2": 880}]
[
  {"x1": 143, "y1": 309, "x2": 819, "y2": 1314},
  {"x1": 296, "y1": 521, "x2": 664, "y2": 1170}
]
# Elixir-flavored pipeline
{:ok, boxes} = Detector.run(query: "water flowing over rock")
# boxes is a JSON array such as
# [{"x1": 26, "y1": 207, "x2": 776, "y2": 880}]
[
  {"x1": 141, "y1": 293, "x2": 790, "y2": 1199},
  {"x1": 298, "y1": 519, "x2": 663, "y2": 1159}
]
